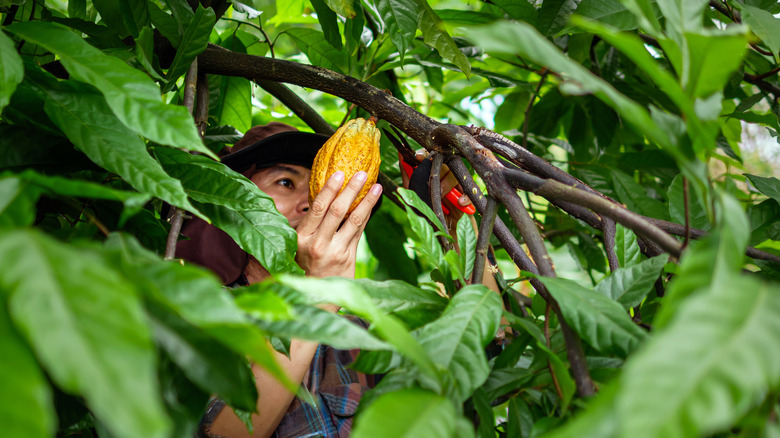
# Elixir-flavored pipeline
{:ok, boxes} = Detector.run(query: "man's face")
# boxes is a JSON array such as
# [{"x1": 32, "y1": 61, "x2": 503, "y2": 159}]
[{"x1": 250, "y1": 163, "x2": 311, "y2": 229}]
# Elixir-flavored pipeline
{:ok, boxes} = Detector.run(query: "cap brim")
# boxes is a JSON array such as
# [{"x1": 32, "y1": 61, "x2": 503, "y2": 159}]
[{"x1": 221, "y1": 131, "x2": 329, "y2": 172}]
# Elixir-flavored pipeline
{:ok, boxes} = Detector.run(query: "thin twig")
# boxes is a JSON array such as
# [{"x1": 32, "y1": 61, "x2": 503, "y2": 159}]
[
  {"x1": 523, "y1": 71, "x2": 547, "y2": 150},
  {"x1": 544, "y1": 302, "x2": 564, "y2": 400},
  {"x1": 472, "y1": 197, "x2": 499, "y2": 285},
  {"x1": 682, "y1": 177, "x2": 691, "y2": 250},
  {"x1": 429, "y1": 152, "x2": 449, "y2": 236},
  {"x1": 165, "y1": 60, "x2": 199, "y2": 260},
  {"x1": 755, "y1": 65, "x2": 780, "y2": 81}
]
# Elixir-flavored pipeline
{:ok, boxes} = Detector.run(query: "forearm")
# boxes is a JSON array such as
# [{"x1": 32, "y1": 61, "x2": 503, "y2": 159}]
[{"x1": 208, "y1": 338, "x2": 320, "y2": 438}]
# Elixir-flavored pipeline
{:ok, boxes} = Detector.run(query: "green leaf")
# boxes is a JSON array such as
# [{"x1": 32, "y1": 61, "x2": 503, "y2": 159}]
[
  {"x1": 540, "y1": 384, "x2": 618, "y2": 438},
  {"x1": 285, "y1": 27, "x2": 349, "y2": 74},
  {"x1": 376, "y1": 0, "x2": 419, "y2": 63},
  {"x1": 540, "y1": 277, "x2": 647, "y2": 357},
  {"x1": 595, "y1": 255, "x2": 668, "y2": 309},
  {"x1": 417, "y1": 285, "x2": 503, "y2": 401},
  {"x1": 682, "y1": 28, "x2": 748, "y2": 99},
  {"x1": 397, "y1": 187, "x2": 447, "y2": 233},
  {"x1": 746, "y1": 173, "x2": 780, "y2": 206},
  {"x1": 573, "y1": 0, "x2": 637, "y2": 31},
  {"x1": 464, "y1": 21, "x2": 673, "y2": 153},
  {"x1": 352, "y1": 388, "x2": 459, "y2": 438},
  {"x1": 163, "y1": 5, "x2": 216, "y2": 92},
  {"x1": 655, "y1": 0, "x2": 706, "y2": 36},
  {"x1": 102, "y1": 233, "x2": 296, "y2": 393},
  {"x1": 397, "y1": 189, "x2": 446, "y2": 268},
  {"x1": 456, "y1": 214, "x2": 477, "y2": 281},
  {"x1": 135, "y1": 26, "x2": 166, "y2": 81},
  {"x1": 154, "y1": 147, "x2": 274, "y2": 211},
  {"x1": 742, "y1": 5, "x2": 780, "y2": 58},
  {"x1": 68, "y1": 0, "x2": 87, "y2": 20},
  {"x1": 494, "y1": 90, "x2": 531, "y2": 134},
  {"x1": 148, "y1": 1, "x2": 181, "y2": 47},
  {"x1": 245, "y1": 291, "x2": 391, "y2": 350},
  {"x1": 614, "y1": 224, "x2": 641, "y2": 268},
  {"x1": 539, "y1": 0, "x2": 582, "y2": 36},
  {"x1": 92, "y1": 0, "x2": 150, "y2": 38},
  {"x1": 214, "y1": 33, "x2": 252, "y2": 134},
  {"x1": 194, "y1": 201, "x2": 301, "y2": 275},
  {"x1": 279, "y1": 276, "x2": 440, "y2": 386},
  {"x1": 617, "y1": 275, "x2": 780, "y2": 438},
  {"x1": 481, "y1": 367, "x2": 533, "y2": 401},
  {"x1": 667, "y1": 174, "x2": 710, "y2": 231},
  {"x1": 356, "y1": 278, "x2": 448, "y2": 329},
  {"x1": 325, "y1": 0, "x2": 356, "y2": 18},
  {"x1": 0, "y1": 301, "x2": 55, "y2": 438},
  {"x1": 536, "y1": 341, "x2": 576, "y2": 411},
  {"x1": 28, "y1": 75, "x2": 204, "y2": 220},
  {"x1": 489, "y1": 0, "x2": 537, "y2": 25},
  {"x1": 0, "y1": 175, "x2": 39, "y2": 228},
  {"x1": 147, "y1": 301, "x2": 258, "y2": 412},
  {"x1": 417, "y1": 0, "x2": 471, "y2": 77},
  {"x1": 6, "y1": 21, "x2": 213, "y2": 158},
  {"x1": 310, "y1": 0, "x2": 343, "y2": 50},
  {"x1": 0, "y1": 30, "x2": 23, "y2": 113},
  {"x1": 364, "y1": 204, "x2": 421, "y2": 284},
  {"x1": 610, "y1": 169, "x2": 667, "y2": 220},
  {"x1": 0, "y1": 229, "x2": 171, "y2": 438}
]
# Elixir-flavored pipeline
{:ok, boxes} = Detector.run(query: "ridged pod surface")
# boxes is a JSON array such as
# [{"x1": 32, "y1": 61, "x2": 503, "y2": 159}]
[{"x1": 309, "y1": 117, "x2": 381, "y2": 213}]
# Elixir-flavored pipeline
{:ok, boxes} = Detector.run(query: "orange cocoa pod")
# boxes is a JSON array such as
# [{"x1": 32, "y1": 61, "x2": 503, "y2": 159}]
[{"x1": 309, "y1": 117, "x2": 381, "y2": 213}]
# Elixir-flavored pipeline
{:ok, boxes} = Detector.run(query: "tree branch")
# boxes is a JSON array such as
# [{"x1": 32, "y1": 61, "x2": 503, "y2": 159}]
[{"x1": 472, "y1": 197, "x2": 498, "y2": 285}]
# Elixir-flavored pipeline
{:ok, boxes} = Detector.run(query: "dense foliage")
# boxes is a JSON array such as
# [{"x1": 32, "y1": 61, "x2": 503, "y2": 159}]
[{"x1": 2, "y1": 0, "x2": 780, "y2": 437}]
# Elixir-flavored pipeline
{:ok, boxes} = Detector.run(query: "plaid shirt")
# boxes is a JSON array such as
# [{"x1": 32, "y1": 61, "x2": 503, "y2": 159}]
[{"x1": 199, "y1": 318, "x2": 379, "y2": 438}]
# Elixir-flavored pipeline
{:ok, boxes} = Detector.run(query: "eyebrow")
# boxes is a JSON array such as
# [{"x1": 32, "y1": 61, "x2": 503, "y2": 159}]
[{"x1": 270, "y1": 164, "x2": 305, "y2": 177}]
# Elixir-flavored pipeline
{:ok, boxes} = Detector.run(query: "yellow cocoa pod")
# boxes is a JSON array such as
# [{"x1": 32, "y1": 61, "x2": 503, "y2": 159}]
[{"x1": 309, "y1": 117, "x2": 381, "y2": 213}]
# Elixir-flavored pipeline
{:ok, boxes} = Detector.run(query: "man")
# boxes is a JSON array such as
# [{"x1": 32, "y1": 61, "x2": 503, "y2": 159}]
[{"x1": 179, "y1": 122, "x2": 382, "y2": 438}]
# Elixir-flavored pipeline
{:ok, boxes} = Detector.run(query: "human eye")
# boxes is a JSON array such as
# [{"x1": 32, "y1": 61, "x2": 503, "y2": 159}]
[{"x1": 277, "y1": 178, "x2": 294, "y2": 189}]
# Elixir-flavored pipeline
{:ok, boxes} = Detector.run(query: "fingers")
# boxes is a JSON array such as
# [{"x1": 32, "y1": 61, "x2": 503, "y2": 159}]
[
  {"x1": 340, "y1": 183, "x2": 383, "y2": 245},
  {"x1": 296, "y1": 171, "x2": 345, "y2": 237},
  {"x1": 317, "y1": 171, "x2": 370, "y2": 237}
]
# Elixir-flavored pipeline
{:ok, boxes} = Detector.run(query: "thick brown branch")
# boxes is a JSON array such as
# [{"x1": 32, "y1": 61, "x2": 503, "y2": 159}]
[
  {"x1": 473, "y1": 197, "x2": 498, "y2": 285},
  {"x1": 503, "y1": 168, "x2": 684, "y2": 257}
]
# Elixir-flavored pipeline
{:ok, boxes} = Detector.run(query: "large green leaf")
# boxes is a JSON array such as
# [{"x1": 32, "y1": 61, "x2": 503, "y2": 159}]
[
  {"x1": 465, "y1": 20, "x2": 672, "y2": 152},
  {"x1": 310, "y1": 0, "x2": 343, "y2": 49},
  {"x1": 279, "y1": 276, "x2": 440, "y2": 387},
  {"x1": 614, "y1": 223, "x2": 641, "y2": 268},
  {"x1": 242, "y1": 289, "x2": 391, "y2": 350},
  {"x1": 416, "y1": 285, "x2": 503, "y2": 401},
  {"x1": 154, "y1": 147, "x2": 275, "y2": 211},
  {"x1": 397, "y1": 187, "x2": 447, "y2": 233},
  {"x1": 417, "y1": 0, "x2": 471, "y2": 76},
  {"x1": 194, "y1": 201, "x2": 301, "y2": 275},
  {"x1": 91, "y1": 0, "x2": 150, "y2": 38},
  {"x1": 742, "y1": 5, "x2": 780, "y2": 59},
  {"x1": 352, "y1": 388, "x2": 459, "y2": 438},
  {"x1": 146, "y1": 301, "x2": 258, "y2": 412},
  {"x1": 0, "y1": 229, "x2": 171, "y2": 438},
  {"x1": 163, "y1": 5, "x2": 215, "y2": 92},
  {"x1": 376, "y1": 0, "x2": 418, "y2": 63},
  {"x1": 0, "y1": 175, "x2": 39, "y2": 228},
  {"x1": 6, "y1": 21, "x2": 213, "y2": 158},
  {"x1": 356, "y1": 278, "x2": 448, "y2": 329},
  {"x1": 28, "y1": 75, "x2": 204, "y2": 219},
  {"x1": 456, "y1": 213, "x2": 477, "y2": 281},
  {"x1": 573, "y1": 0, "x2": 637, "y2": 31},
  {"x1": 398, "y1": 189, "x2": 446, "y2": 268},
  {"x1": 594, "y1": 255, "x2": 668, "y2": 309},
  {"x1": 102, "y1": 234, "x2": 296, "y2": 392},
  {"x1": 667, "y1": 174, "x2": 710, "y2": 230},
  {"x1": 489, "y1": 0, "x2": 537, "y2": 24},
  {"x1": 540, "y1": 384, "x2": 619, "y2": 438},
  {"x1": 0, "y1": 301, "x2": 55, "y2": 438},
  {"x1": 541, "y1": 277, "x2": 647, "y2": 357},
  {"x1": 746, "y1": 173, "x2": 780, "y2": 206},
  {"x1": 681, "y1": 28, "x2": 748, "y2": 99},
  {"x1": 285, "y1": 27, "x2": 349, "y2": 74},
  {"x1": 655, "y1": 0, "x2": 706, "y2": 37},
  {"x1": 325, "y1": 0, "x2": 356, "y2": 17},
  {"x1": 0, "y1": 30, "x2": 23, "y2": 113},
  {"x1": 538, "y1": 0, "x2": 582, "y2": 36},
  {"x1": 610, "y1": 169, "x2": 668, "y2": 220},
  {"x1": 617, "y1": 274, "x2": 780, "y2": 438},
  {"x1": 215, "y1": 32, "x2": 252, "y2": 134}
]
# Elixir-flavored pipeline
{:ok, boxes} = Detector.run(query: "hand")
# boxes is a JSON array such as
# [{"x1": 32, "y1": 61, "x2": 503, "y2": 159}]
[
  {"x1": 295, "y1": 171, "x2": 382, "y2": 279},
  {"x1": 400, "y1": 149, "x2": 473, "y2": 228}
]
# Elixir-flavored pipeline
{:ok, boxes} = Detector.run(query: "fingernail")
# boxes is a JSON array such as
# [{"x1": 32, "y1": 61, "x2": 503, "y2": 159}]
[
  {"x1": 355, "y1": 171, "x2": 367, "y2": 182},
  {"x1": 371, "y1": 184, "x2": 382, "y2": 195},
  {"x1": 332, "y1": 171, "x2": 345, "y2": 182}
]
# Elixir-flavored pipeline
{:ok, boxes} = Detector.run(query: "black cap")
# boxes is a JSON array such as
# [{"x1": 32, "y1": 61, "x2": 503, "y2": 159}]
[{"x1": 221, "y1": 130, "x2": 329, "y2": 172}]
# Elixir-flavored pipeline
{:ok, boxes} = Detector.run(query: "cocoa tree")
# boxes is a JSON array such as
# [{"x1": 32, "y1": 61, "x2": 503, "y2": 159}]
[{"x1": 1, "y1": 0, "x2": 780, "y2": 437}]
